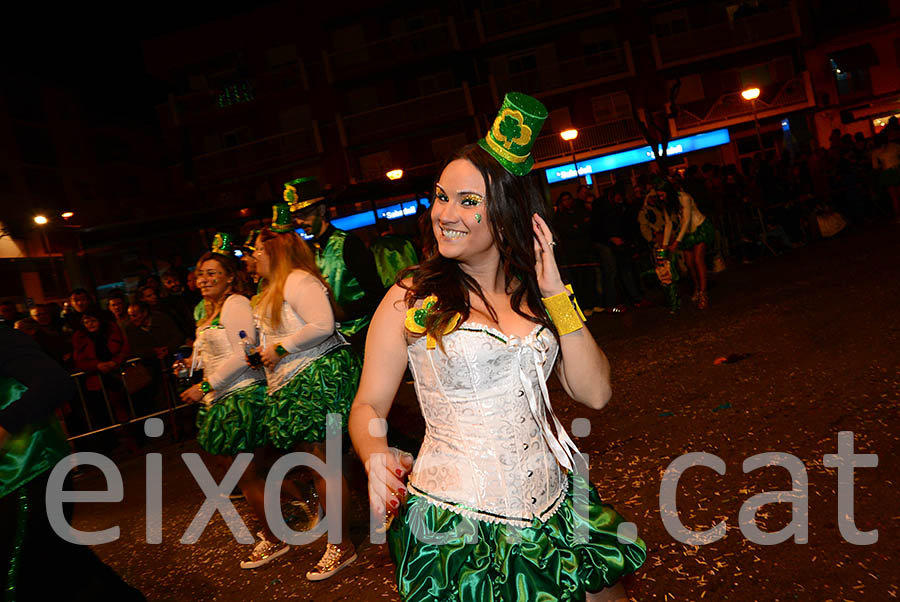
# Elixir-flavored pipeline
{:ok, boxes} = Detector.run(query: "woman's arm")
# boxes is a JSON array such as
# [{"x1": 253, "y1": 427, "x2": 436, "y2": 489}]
[
  {"x1": 204, "y1": 295, "x2": 257, "y2": 391},
  {"x1": 672, "y1": 193, "x2": 692, "y2": 247},
  {"x1": 279, "y1": 270, "x2": 335, "y2": 352},
  {"x1": 348, "y1": 282, "x2": 413, "y2": 515},
  {"x1": 533, "y1": 214, "x2": 611, "y2": 410},
  {"x1": 71, "y1": 332, "x2": 99, "y2": 373}
]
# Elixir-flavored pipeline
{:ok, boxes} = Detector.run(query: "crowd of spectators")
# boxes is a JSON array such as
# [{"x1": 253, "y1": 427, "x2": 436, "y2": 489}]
[
  {"x1": 552, "y1": 120, "x2": 900, "y2": 314},
  {"x1": 0, "y1": 270, "x2": 200, "y2": 452}
]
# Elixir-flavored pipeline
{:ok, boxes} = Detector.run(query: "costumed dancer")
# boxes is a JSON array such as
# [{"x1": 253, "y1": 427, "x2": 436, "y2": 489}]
[
  {"x1": 662, "y1": 181, "x2": 713, "y2": 309},
  {"x1": 177, "y1": 234, "x2": 272, "y2": 567},
  {"x1": 285, "y1": 177, "x2": 384, "y2": 352},
  {"x1": 349, "y1": 93, "x2": 647, "y2": 602},
  {"x1": 251, "y1": 204, "x2": 362, "y2": 580},
  {"x1": 1, "y1": 325, "x2": 146, "y2": 601}
]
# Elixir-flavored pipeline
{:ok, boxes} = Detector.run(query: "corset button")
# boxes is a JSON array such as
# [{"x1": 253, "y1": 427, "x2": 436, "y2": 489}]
[
  {"x1": 531, "y1": 497, "x2": 537, "y2": 504},
  {"x1": 519, "y1": 416, "x2": 526, "y2": 423},
  {"x1": 527, "y1": 470, "x2": 533, "y2": 477},
  {"x1": 523, "y1": 443, "x2": 528, "y2": 450},
  {"x1": 517, "y1": 389, "x2": 525, "y2": 397}
]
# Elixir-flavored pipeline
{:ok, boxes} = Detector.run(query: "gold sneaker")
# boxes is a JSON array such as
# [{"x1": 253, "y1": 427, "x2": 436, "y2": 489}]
[
  {"x1": 305, "y1": 543, "x2": 357, "y2": 581},
  {"x1": 240, "y1": 536, "x2": 290, "y2": 569}
]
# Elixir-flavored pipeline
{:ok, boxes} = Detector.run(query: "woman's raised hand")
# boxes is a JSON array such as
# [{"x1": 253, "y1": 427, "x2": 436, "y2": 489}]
[{"x1": 532, "y1": 213, "x2": 567, "y2": 298}]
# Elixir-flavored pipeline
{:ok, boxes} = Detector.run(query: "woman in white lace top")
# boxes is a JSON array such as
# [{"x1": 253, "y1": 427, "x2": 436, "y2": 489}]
[{"x1": 349, "y1": 93, "x2": 646, "y2": 602}]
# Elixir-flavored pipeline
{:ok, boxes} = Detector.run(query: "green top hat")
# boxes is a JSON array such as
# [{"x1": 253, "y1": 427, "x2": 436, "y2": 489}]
[
  {"x1": 284, "y1": 176, "x2": 325, "y2": 213},
  {"x1": 211, "y1": 232, "x2": 235, "y2": 255},
  {"x1": 242, "y1": 228, "x2": 260, "y2": 252},
  {"x1": 270, "y1": 202, "x2": 294, "y2": 233},
  {"x1": 478, "y1": 92, "x2": 548, "y2": 176}
]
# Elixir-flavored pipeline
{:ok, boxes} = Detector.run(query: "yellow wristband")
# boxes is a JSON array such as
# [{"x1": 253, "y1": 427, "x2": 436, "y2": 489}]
[{"x1": 542, "y1": 284, "x2": 586, "y2": 335}]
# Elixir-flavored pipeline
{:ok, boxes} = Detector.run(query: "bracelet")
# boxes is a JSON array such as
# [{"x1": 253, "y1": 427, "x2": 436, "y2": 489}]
[
  {"x1": 275, "y1": 343, "x2": 288, "y2": 357},
  {"x1": 199, "y1": 380, "x2": 212, "y2": 394},
  {"x1": 542, "y1": 284, "x2": 586, "y2": 335}
]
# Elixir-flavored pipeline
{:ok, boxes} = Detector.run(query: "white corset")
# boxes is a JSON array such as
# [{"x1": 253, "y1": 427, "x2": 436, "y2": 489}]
[
  {"x1": 194, "y1": 324, "x2": 262, "y2": 406},
  {"x1": 255, "y1": 300, "x2": 345, "y2": 394},
  {"x1": 407, "y1": 322, "x2": 582, "y2": 527}
]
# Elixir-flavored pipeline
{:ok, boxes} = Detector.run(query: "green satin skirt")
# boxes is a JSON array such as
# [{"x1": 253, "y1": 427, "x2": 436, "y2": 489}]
[
  {"x1": 387, "y1": 473, "x2": 647, "y2": 602},
  {"x1": 265, "y1": 345, "x2": 362, "y2": 449},
  {"x1": 195, "y1": 382, "x2": 268, "y2": 455}
]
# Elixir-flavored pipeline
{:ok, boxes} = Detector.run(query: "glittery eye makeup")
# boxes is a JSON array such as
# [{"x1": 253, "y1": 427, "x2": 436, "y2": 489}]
[{"x1": 461, "y1": 193, "x2": 484, "y2": 207}]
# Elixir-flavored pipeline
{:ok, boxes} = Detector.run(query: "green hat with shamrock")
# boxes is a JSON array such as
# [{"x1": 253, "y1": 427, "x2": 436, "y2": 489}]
[
  {"x1": 270, "y1": 202, "x2": 294, "y2": 233},
  {"x1": 211, "y1": 232, "x2": 235, "y2": 255},
  {"x1": 284, "y1": 176, "x2": 325, "y2": 213},
  {"x1": 478, "y1": 92, "x2": 548, "y2": 176}
]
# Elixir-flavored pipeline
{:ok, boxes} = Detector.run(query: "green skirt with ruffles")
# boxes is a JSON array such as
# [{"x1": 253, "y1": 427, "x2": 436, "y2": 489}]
[
  {"x1": 265, "y1": 345, "x2": 362, "y2": 449},
  {"x1": 195, "y1": 382, "x2": 268, "y2": 456},
  {"x1": 387, "y1": 473, "x2": 647, "y2": 602}
]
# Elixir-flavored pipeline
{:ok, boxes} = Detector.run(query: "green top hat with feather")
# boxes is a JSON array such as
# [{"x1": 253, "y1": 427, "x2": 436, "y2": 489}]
[{"x1": 211, "y1": 232, "x2": 234, "y2": 255}]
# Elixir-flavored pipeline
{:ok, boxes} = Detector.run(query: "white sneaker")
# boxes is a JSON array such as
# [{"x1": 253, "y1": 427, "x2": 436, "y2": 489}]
[
  {"x1": 240, "y1": 536, "x2": 290, "y2": 569},
  {"x1": 305, "y1": 543, "x2": 357, "y2": 581}
]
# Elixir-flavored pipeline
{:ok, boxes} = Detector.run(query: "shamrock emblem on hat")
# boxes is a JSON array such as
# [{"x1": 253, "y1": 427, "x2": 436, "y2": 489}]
[
  {"x1": 283, "y1": 184, "x2": 297, "y2": 204},
  {"x1": 492, "y1": 109, "x2": 533, "y2": 150}
]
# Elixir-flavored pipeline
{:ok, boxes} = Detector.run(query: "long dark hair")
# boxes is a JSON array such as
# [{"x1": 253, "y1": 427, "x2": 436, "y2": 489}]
[{"x1": 399, "y1": 143, "x2": 557, "y2": 347}]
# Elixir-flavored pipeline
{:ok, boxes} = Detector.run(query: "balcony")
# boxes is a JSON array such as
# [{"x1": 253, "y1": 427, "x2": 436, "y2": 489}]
[
  {"x1": 532, "y1": 117, "x2": 642, "y2": 163},
  {"x1": 652, "y1": 3, "x2": 800, "y2": 69},
  {"x1": 477, "y1": 0, "x2": 619, "y2": 41},
  {"x1": 340, "y1": 86, "x2": 474, "y2": 147},
  {"x1": 191, "y1": 124, "x2": 322, "y2": 182},
  {"x1": 324, "y1": 21, "x2": 458, "y2": 83},
  {"x1": 670, "y1": 73, "x2": 815, "y2": 137},
  {"x1": 494, "y1": 44, "x2": 633, "y2": 97}
]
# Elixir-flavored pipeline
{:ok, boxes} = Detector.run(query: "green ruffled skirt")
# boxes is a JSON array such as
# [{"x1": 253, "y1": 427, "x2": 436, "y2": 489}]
[
  {"x1": 387, "y1": 473, "x2": 646, "y2": 602},
  {"x1": 679, "y1": 218, "x2": 715, "y2": 249},
  {"x1": 195, "y1": 382, "x2": 268, "y2": 455},
  {"x1": 265, "y1": 345, "x2": 362, "y2": 449}
]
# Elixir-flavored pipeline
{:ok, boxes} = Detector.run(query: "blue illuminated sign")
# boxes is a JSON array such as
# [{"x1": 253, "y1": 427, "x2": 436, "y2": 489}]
[
  {"x1": 322, "y1": 197, "x2": 431, "y2": 233},
  {"x1": 544, "y1": 128, "x2": 731, "y2": 184}
]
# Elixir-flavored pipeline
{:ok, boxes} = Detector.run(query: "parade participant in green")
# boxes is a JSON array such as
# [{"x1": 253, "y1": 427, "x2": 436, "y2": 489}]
[
  {"x1": 1, "y1": 325, "x2": 146, "y2": 601},
  {"x1": 250, "y1": 204, "x2": 362, "y2": 580},
  {"x1": 370, "y1": 217, "x2": 419, "y2": 289},
  {"x1": 285, "y1": 177, "x2": 383, "y2": 351},
  {"x1": 178, "y1": 234, "x2": 272, "y2": 566},
  {"x1": 349, "y1": 93, "x2": 645, "y2": 602}
]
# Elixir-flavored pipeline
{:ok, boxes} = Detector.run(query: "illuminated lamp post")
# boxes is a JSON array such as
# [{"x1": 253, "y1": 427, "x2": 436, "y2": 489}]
[
  {"x1": 560, "y1": 129, "x2": 579, "y2": 184},
  {"x1": 34, "y1": 214, "x2": 50, "y2": 254},
  {"x1": 741, "y1": 87, "x2": 764, "y2": 151},
  {"x1": 386, "y1": 169, "x2": 403, "y2": 181}
]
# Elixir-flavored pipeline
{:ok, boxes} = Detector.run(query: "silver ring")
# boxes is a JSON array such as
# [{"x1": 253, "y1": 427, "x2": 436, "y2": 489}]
[{"x1": 549, "y1": 240, "x2": 557, "y2": 247}]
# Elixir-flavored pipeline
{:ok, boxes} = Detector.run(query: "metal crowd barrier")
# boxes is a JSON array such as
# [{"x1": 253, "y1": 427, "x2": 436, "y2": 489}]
[{"x1": 64, "y1": 356, "x2": 194, "y2": 442}]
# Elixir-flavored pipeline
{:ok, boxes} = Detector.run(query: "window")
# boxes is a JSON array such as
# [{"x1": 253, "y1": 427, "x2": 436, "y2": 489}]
[
  {"x1": 591, "y1": 92, "x2": 632, "y2": 124},
  {"x1": 418, "y1": 72, "x2": 454, "y2": 96},
  {"x1": 829, "y1": 45, "x2": 877, "y2": 97},
  {"x1": 670, "y1": 75, "x2": 704, "y2": 103},
  {"x1": 266, "y1": 43, "x2": 297, "y2": 68},
  {"x1": 358, "y1": 150, "x2": 393, "y2": 181},
  {"x1": 508, "y1": 53, "x2": 537, "y2": 74},
  {"x1": 432, "y1": 133, "x2": 468, "y2": 164},
  {"x1": 345, "y1": 86, "x2": 380, "y2": 114},
  {"x1": 279, "y1": 105, "x2": 311, "y2": 132},
  {"x1": 652, "y1": 9, "x2": 689, "y2": 37},
  {"x1": 222, "y1": 126, "x2": 251, "y2": 149},
  {"x1": 580, "y1": 26, "x2": 617, "y2": 56}
]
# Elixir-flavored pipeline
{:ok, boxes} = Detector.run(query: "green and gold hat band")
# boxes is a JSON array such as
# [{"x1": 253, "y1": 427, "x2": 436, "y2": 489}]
[
  {"x1": 270, "y1": 202, "x2": 294, "y2": 233},
  {"x1": 242, "y1": 229, "x2": 260, "y2": 251},
  {"x1": 477, "y1": 92, "x2": 548, "y2": 176},
  {"x1": 284, "y1": 176, "x2": 325, "y2": 212},
  {"x1": 211, "y1": 232, "x2": 235, "y2": 255}
]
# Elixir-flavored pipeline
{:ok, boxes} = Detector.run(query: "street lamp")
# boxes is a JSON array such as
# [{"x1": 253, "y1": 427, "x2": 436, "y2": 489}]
[
  {"x1": 560, "y1": 129, "x2": 579, "y2": 183},
  {"x1": 61, "y1": 212, "x2": 74, "y2": 219},
  {"x1": 741, "y1": 87, "x2": 764, "y2": 151},
  {"x1": 33, "y1": 215, "x2": 48, "y2": 225},
  {"x1": 386, "y1": 169, "x2": 403, "y2": 181}
]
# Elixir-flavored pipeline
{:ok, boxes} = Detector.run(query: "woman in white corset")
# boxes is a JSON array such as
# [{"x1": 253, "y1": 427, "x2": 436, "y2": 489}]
[
  {"x1": 248, "y1": 209, "x2": 362, "y2": 580},
  {"x1": 659, "y1": 180, "x2": 714, "y2": 309},
  {"x1": 178, "y1": 235, "x2": 270, "y2": 568},
  {"x1": 350, "y1": 93, "x2": 646, "y2": 602}
]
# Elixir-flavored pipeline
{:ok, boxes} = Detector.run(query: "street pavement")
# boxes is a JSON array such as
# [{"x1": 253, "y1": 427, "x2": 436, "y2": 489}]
[{"x1": 69, "y1": 222, "x2": 900, "y2": 601}]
